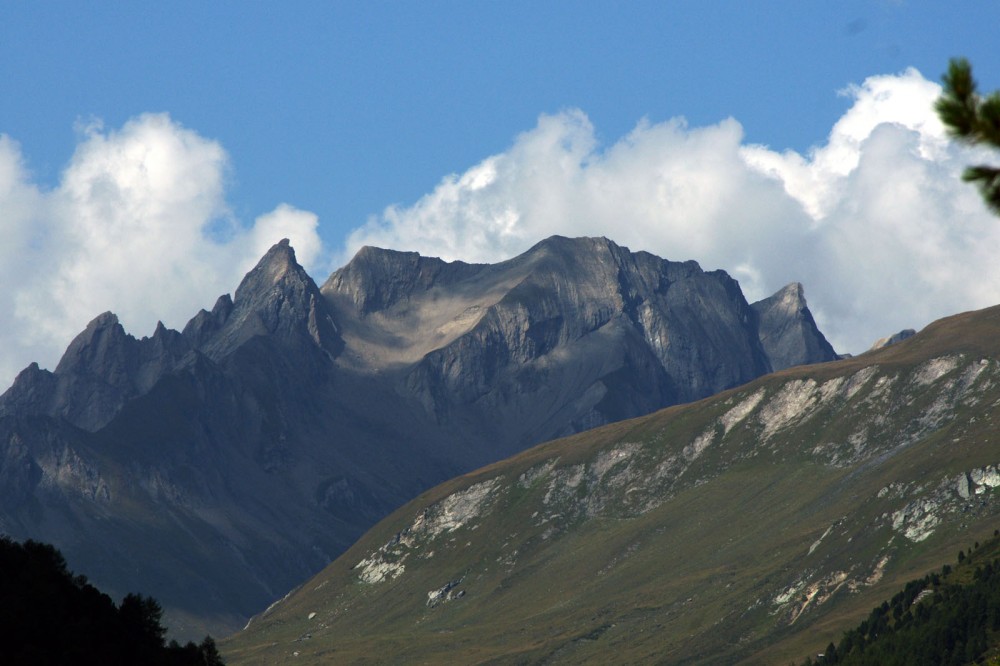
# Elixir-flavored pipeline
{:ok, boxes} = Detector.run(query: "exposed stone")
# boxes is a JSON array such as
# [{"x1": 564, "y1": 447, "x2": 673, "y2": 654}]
[
  {"x1": 912, "y1": 356, "x2": 962, "y2": 386},
  {"x1": 869, "y1": 328, "x2": 916, "y2": 351},
  {"x1": 957, "y1": 473, "x2": 972, "y2": 499},
  {"x1": 720, "y1": 388, "x2": 766, "y2": 436},
  {"x1": 751, "y1": 282, "x2": 839, "y2": 371},
  {"x1": 426, "y1": 578, "x2": 464, "y2": 607},
  {"x1": 328, "y1": 236, "x2": 828, "y2": 458}
]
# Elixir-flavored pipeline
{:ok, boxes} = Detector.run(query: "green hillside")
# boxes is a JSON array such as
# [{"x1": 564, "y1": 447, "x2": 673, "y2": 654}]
[{"x1": 224, "y1": 305, "x2": 1000, "y2": 664}]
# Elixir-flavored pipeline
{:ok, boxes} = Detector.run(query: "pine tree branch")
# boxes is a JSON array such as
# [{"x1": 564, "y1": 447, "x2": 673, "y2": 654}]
[
  {"x1": 937, "y1": 58, "x2": 1000, "y2": 216},
  {"x1": 963, "y1": 166, "x2": 1000, "y2": 215}
]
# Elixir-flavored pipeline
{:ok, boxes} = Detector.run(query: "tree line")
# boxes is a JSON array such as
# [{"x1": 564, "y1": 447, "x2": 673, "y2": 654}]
[
  {"x1": 0, "y1": 536, "x2": 224, "y2": 665},
  {"x1": 804, "y1": 533, "x2": 1000, "y2": 665}
]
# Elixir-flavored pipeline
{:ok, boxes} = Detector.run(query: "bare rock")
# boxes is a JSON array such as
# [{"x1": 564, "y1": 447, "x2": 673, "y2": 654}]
[{"x1": 752, "y1": 282, "x2": 839, "y2": 371}]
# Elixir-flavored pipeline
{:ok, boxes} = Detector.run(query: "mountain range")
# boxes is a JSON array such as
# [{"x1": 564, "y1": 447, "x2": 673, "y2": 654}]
[{"x1": 0, "y1": 235, "x2": 837, "y2": 638}]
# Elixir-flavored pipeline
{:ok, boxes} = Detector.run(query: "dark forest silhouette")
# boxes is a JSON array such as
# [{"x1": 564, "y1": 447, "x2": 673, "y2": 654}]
[{"x1": 0, "y1": 536, "x2": 223, "y2": 665}]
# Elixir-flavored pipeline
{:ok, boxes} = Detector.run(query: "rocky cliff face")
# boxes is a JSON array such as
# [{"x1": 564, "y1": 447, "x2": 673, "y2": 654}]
[
  {"x1": 752, "y1": 281, "x2": 838, "y2": 371},
  {"x1": 0, "y1": 235, "x2": 836, "y2": 638},
  {"x1": 325, "y1": 236, "x2": 834, "y2": 457},
  {"x1": 0, "y1": 314, "x2": 192, "y2": 431},
  {"x1": 193, "y1": 239, "x2": 343, "y2": 362}
]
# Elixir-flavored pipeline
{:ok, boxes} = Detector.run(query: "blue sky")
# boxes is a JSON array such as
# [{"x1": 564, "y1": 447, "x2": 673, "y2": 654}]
[
  {"x1": 1, "y1": 1, "x2": 998, "y2": 385},
  {"x1": 5, "y1": 1, "x2": 995, "y2": 241}
]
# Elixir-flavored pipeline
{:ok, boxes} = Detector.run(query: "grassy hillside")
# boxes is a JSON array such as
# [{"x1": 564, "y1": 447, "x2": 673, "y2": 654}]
[{"x1": 224, "y1": 305, "x2": 1000, "y2": 664}]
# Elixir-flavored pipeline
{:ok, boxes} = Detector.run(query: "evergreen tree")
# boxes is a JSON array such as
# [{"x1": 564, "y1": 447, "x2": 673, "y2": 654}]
[{"x1": 935, "y1": 58, "x2": 1000, "y2": 214}]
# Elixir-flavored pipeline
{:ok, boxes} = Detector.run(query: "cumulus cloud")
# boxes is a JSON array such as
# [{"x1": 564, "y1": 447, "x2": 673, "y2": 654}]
[
  {"x1": 346, "y1": 68, "x2": 1000, "y2": 356},
  {"x1": 4, "y1": 69, "x2": 995, "y2": 389},
  {"x1": 0, "y1": 113, "x2": 324, "y2": 387}
]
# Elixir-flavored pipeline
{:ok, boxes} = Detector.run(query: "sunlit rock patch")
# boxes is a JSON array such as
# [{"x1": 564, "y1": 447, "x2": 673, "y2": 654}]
[{"x1": 355, "y1": 478, "x2": 503, "y2": 584}]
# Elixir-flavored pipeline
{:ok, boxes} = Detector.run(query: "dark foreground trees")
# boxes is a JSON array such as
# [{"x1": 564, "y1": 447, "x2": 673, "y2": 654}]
[
  {"x1": 936, "y1": 57, "x2": 1000, "y2": 215},
  {"x1": 0, "y1": 536, "x2": 223, "y2": 665},
  {"x1": 804, "y1": 535, "x2": 1000, "y2": 665}
]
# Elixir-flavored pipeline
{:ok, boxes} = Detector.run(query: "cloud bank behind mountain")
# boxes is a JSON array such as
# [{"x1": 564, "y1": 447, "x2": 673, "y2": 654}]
[
  {"x1": 1, "y1": 68, "x2": 997, "y2": 388},
  {"x1": 347, "y1": 68, "x2": 1000, "y2": 359},
  {"x1": 0, "y1": 114, "x2": 323, "y2": 386}
]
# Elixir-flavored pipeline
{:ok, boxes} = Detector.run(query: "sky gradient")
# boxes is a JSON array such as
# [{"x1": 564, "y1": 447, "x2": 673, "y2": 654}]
[{"x1": 1, "y1": 1, "x2": 998, "y2": 386}]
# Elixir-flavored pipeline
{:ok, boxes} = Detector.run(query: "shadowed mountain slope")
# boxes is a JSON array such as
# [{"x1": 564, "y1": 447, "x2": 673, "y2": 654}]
[{"x1": 0, "y1": 236, "x2": 835, "y2": 638}]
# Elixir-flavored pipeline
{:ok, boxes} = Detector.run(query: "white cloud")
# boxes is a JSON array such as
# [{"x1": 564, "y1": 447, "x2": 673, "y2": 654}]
[
  {"x1": 0, "y1": 113, "x2": 324, "y2": 388},
  {"x1": 242, "y1": 203, "x2": 322, "y2": 273},
  {"x1": 346, "y1": 69, "x2": 1000, "y2": 356},
  {"x1": 3, "y1": 69, "x2": 996, "y2": 391}
]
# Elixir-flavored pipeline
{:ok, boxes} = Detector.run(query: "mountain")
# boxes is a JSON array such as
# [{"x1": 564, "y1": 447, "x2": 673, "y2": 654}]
[
  {"x1": 0, "y1": 236, "x2": 835, "y2": 638},
  {"x1": 870, "y1": 328, "x2": 917, "y2": 351},
  {"x1": 752, "y1": 281, "x2": 838, "y2": 371},
  {"x1": 324, "y1": 236, "x2": 835, "y2": 455},
  {"x1": 224, "y1": 304, "x2": 1000, "y2": 664}
]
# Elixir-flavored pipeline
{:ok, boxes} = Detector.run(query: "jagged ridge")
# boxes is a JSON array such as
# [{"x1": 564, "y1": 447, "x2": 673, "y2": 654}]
[{"x1": 0, "y1": 235, "x2": 836, "y2": 639}]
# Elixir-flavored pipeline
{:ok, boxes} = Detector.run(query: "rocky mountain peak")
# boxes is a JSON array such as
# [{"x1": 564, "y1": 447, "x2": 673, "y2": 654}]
[
  {"x1": 518, "y1": 235, "x2": 638, "y2": 277},
  {"x1": 181, "y1": 294, "x2": 233, "y2": 349},
  {"x1": 528, "y1": 234, "x2": 616, "y2": 257},
  {"x1": 54, "y1": 311, "x2": 128, "y2": 375},
  {"x1": 1, "y1": 309, "x2": 196, "y2": 431},
  {"x1": 196, "y1": 239, "x2": 342, "y2": 360},
  {"x1": 869, "y1": 328, "x2": 917, "y2": 351},
  {"x1": 233, "y1": 238, "x2": 305, "y2": 302},
  {"x1": 322, "y1": 246, "x2": 476, "y2": 316},
  {"x1": 768, "y1": 282, "x2": 805, "y2": 311},
  {"x1": 752, "y1": 282, "x2": 838, "y2": 371}
]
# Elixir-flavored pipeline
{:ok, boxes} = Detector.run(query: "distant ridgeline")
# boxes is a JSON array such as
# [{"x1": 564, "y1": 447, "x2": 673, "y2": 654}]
[
  {"x1": 0, "y1": 536, "x2": 224, "y2": 665},
  {"x1": 806, "y1": 530, "x2": 1000, "y2": 666}
]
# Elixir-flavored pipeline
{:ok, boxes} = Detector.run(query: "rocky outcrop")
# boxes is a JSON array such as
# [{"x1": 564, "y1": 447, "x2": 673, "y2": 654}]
[
  {"x1": 0, "y1": 313, "x2": 193, "y2": 431},
  {"x1": 193, "y1": 239, "x2": 343, "y2": 361},
  {"x1": 752, "y1": 282, "x2": 838, "y2": 371},
  {"x1": 869, "y1": 328, "x2": 917, "y2": 351},
  {"x1": 323, "y1": 245, "x2": 481, "y2": 316}
]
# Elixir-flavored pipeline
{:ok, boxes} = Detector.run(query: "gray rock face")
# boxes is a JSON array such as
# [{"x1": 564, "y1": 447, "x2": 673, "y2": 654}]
[
  {"x1": 325, "y1": 237, "x2": 837, "y2": 455},
  {"x1": 869, "y1": 328, "x2": 917, "y2": 351},
  {"x1": 0, "y1": 241, "x2": 342, "y2": 434},
  {"x1": 751, "y1": 282, "x2": 839, "y2": 371},
  {"x1": 0, "y1": 235, "x2": 835, "y2": 638},
  {"x1": 0, "y1": 313, "x2": 193, "y2": 431},
  {"x1": 337, "y1": 236, "x2": 775, "y2": 455},
  {"x1": 192, "y1": 238, "x2": 343, "y2": 361}
]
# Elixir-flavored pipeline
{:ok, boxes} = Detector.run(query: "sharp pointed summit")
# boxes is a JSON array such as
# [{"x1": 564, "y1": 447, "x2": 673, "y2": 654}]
[
  {"x1": 197, "y1": 239, "x2": 343, "y2": 360},
  {"x1": 233, "y1": 238, "x2": 303, "y2": 301},
  {"x1": 752, "y1": 281, "x2": 838, "y2": 371}
]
